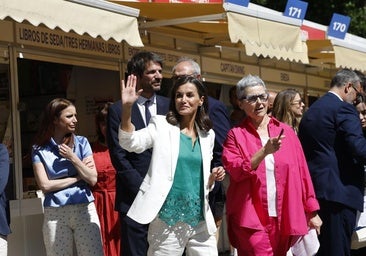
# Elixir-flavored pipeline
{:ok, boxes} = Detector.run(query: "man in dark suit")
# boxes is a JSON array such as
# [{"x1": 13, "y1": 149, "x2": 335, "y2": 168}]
[
  {"x1": 172, "y1": 57, "x2": 231, "y2": 240},
  {"x1": 107, "y1": 51, "x2": 170, "y2": 256},
  {"x1": 299, "y1": 69, "x2": 366, "y2": 256},
  {"x1": 0, "y1": 144, "x2": 10, "y2": 255}
]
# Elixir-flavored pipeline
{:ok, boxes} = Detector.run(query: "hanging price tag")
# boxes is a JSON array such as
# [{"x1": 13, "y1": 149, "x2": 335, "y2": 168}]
[
  {"x1": 283, "y1": 0, "x2": 308, "y2": 21},
  {"x1": 328, "y1": 13, "x2": 351, "y2": 39},
  {"x1": 225, "y1": 0, "x2": 249, "y2": 7}
]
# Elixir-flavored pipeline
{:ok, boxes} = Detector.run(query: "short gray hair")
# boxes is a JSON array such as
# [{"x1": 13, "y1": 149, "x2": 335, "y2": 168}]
[
  {"x1": 330, "y1": 68, "x2": 361, "y2": 89},
  {"x1": 172, "y1": 57, "x2": 201, "y2": 76},
  {"x1": 236, "y1": 74, "x2": 266, "y2": 100}
]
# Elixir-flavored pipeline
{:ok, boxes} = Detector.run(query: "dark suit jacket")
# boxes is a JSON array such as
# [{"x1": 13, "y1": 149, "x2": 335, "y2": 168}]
[
  {"x1": 0, "y1": 144, "x2": 10, "y2": 236},
  {"x1": 299, "y1": 92, "x2": 366, "y2": 211},
  {"x1": 207, "y1": 97, "x2": 231, "y2": 216},
  {"x1": 207, "y1": 96, "x2": 231, "y2": 169},
  {"x1": 107, "y1": 96, "x2": 170, "y2": 214}
]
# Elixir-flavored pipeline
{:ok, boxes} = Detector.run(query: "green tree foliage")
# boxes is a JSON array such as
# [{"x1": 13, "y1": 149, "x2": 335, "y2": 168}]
[
  {"x1": 345, "y1": 2, "x2": 366, "y2": 38},
  {"x1": 250, "y1": 0, "x2": 366, "y2": 37}
]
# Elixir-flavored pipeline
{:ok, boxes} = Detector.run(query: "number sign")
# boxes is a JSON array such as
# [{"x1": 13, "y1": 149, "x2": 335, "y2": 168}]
[
  {"x1": 284, "y1": 0, "x2": 308, "y2": 21},
  {"x1": 328, "y1": 13, "x2": 351, "y2": 39},
  {"x1": 225, "y1": 0, "x2": 249, "y2": 7}
]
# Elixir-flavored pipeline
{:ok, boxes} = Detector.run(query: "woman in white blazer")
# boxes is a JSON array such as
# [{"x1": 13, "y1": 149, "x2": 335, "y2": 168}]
[{"x1": 118, "y1": 74, "x2": 225, "y2": 256}]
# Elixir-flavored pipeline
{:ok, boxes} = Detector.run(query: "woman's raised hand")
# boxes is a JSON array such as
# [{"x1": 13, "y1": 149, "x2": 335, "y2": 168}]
[{"x1": 120, "y1": 74, "x2": 142, "y2": 106}]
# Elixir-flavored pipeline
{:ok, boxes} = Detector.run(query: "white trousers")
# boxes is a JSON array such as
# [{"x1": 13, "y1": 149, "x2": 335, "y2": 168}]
[
  {"x1": 43, "y1": 202, "x2": 103, "y2": 256},
  {"x1": 0, "y1": 235, "x2": 7, "y2": 256},
  {"x1": 147, "y1": 217, "x2": 218, "y2": 256}
]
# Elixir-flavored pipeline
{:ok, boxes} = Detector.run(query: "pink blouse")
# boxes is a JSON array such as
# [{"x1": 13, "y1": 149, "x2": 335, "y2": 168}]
[{"x1": 222, "y1": 117, "x2": 319, "y2": 235}]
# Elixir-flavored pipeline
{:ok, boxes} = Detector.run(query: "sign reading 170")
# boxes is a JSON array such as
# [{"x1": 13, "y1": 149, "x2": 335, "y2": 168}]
[
  {"x1": 332, "y1": 22, "x2": 347, "y2": 33},
  {"x1": 328, "y1": 13, "x2": 351, "y2": 39},
  {"x1": 284, "y1": 0, "x2": 308, "y2": 21}
]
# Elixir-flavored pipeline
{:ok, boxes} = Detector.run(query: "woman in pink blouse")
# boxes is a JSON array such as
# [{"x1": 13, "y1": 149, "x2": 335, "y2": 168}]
[{"x1": 222, "y1": 75, "x2": 322, "y2": 256}]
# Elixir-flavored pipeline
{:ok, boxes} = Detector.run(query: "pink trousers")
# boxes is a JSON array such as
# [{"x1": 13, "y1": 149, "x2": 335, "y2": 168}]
[{"x1": 229, "y1": 217, "x2": 294, "y2": 256}]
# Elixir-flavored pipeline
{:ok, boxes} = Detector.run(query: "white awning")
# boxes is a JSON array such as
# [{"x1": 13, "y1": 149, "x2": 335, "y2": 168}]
[
  {"x1": 225, "y1": 3, "x2": 308, "y2": 63},
  {"x1": 332, "y1": 39, "x2": 366, "y2": 72},
  {"x1": 0, "y1": 0, "x2": 143, "y2": 47},
  {"x1": 307, "y1": 38, "x2": 366, "y2": 72}
]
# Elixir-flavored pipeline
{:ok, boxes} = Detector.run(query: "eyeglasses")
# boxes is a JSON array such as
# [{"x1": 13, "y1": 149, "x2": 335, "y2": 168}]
[
  {"x1": 351, "y1": 83, "x2": 360, "y2": 94},
  {"x1": 350, "y1": 83, "x2": 364, "y2": 105},
  {"x1": 241, "y1": 93, "x2": 269, "y2": 104},
  {"x1": 291, "y1": 99, "x2": 304, "y2": 106}
]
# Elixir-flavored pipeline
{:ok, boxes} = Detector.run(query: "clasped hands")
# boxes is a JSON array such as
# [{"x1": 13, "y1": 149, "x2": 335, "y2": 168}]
[{"x1": 209, "y1": 166, "x2": 226, "y2": 188}]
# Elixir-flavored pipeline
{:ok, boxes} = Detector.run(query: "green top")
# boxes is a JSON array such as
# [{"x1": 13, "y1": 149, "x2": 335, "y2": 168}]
[{"x1": 158, "y1": 132, "x2": 204, "y2": 227}]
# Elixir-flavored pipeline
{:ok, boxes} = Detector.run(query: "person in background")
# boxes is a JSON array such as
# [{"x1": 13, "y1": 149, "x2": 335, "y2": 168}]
[
  {"x1": 355, "y1": 94, "x2": 366, "y2": 133},
  {"x1": 351, "y1": 71, "x2": 366, "y2": 256},
  {"x1": 31, "y1": 98, "x2": 103, "y2": 256},
  {"x1": 267, "y1": 91, "x2": 277, "y2": 116},
  {"x1": 229, "y1": 85, "x2": 246, "y2": 126},
  {"x1": 355, "y1": 70, "x2": 366, "y2": 92},
  {"x1": 172, "y1": 58, "x2": 231, "y2": 245},
  {"x1": 222, "y1": 75, "x2": 321, "y2": 256},
  {"x1": 120, "y1": 74, "x2": 225, "y2": 255},
  {"x1": 0, "y1": 144, "x2": 10, "y2": 256},
  {"x1": 272, "y1": 88, "x2": 305, "y2": 134},
  {"x1": 351, "y1": 93, "x2": 366, "y2": 256},
  {"x1": 299, "y1": 69, "x2": 366, "y2": 256},
  {"x1": 107, "y1": 51, "x2": 170, "y2": 256},
  {"x1": 354, "y1": 72, "x2": 366, "y2": 135},
  {"x1": 92, "y1": 102, "x2": 120, "y2": 256}
]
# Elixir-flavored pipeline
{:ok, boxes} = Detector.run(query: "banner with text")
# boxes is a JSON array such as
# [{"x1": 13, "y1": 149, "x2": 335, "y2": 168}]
[{"x1": 16, "y1": 24, "x2": 123, "y2": 58}]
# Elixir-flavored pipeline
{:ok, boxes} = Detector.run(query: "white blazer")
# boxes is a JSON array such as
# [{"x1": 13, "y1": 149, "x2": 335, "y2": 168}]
[{"x1": 118, "y1": 115, "x2": 217, "y2": 235}]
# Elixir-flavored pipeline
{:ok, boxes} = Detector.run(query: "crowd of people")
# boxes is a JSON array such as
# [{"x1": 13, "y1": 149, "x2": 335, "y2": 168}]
[{"x1": 27, "y1": 50, "x2": 366, "y2": 256}]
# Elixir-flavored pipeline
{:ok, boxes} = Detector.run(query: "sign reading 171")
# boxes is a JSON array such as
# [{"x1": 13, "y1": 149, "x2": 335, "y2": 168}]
[
  {"x1": 284, "y1": 0, "x2": 308, "y2": 21},
  {"x1": 328, "y1": 13, "x2": 351, "y2": 39}
]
